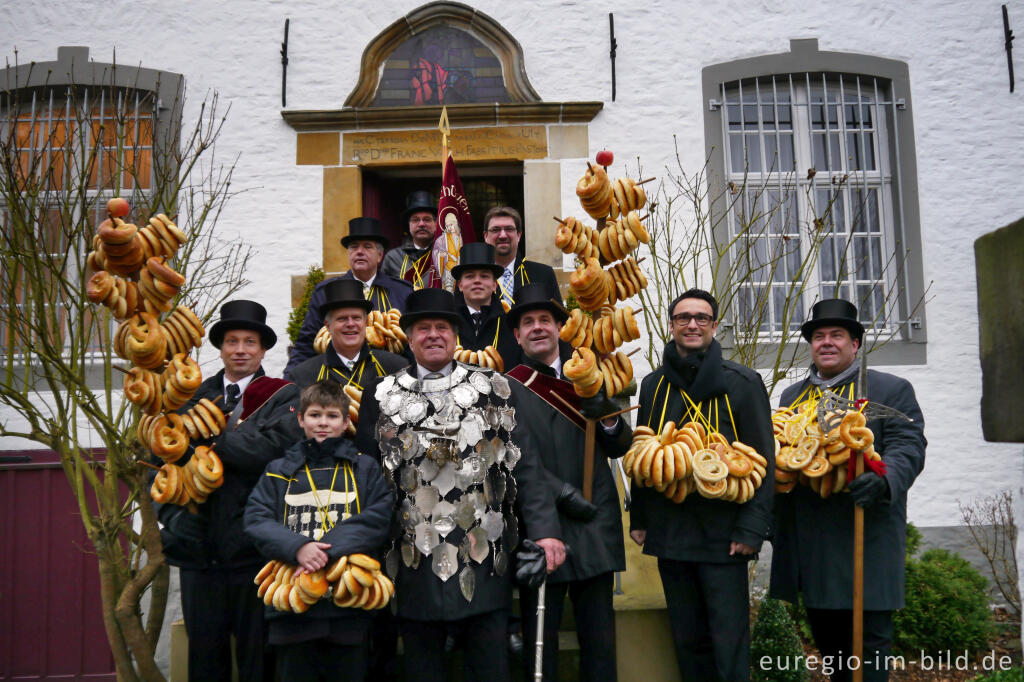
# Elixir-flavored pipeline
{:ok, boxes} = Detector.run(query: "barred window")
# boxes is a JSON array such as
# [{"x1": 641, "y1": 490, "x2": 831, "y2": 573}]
[{"x1": 703, "y1": 40, "x2": 927, "y2": 364}]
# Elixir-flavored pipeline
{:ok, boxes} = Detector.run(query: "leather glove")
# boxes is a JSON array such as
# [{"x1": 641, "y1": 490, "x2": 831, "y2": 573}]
[
  {"x1": 162, "y1": 507, "x2": 208, "y2": 543},
  {"x1": 513, "y1": 539, "x2": 547, "y2": 588},
  {"x1": 579, "y1": 393, "x2": 617, "y2": 420},
  {"x1": 848, "y1": 472, "x2": 889, "y2": 509},
  {"x1": 557, "y1": 482, "x2": 598, "y2": 521}
]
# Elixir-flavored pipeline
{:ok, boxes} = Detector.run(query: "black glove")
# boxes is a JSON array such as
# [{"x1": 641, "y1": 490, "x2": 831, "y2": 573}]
[
  {"x1": 513, "y1": 539, "x2": 547, "y2": 588},
  {"x1": 579, "y1": 393, "x2": 617, "y2": 420},
  {"x1": 161, "y1": 507, "x2": 208, "y2": 544},
  {"x1": 557, "y1": 482, "x2": 598, "y2": 521},
  {"x1": 849, "y1": 472, "x2": 889, "y2": 509}
]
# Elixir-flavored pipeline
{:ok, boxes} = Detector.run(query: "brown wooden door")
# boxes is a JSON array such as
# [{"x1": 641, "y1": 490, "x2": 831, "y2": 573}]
[{"x1": 0, "y1": 450, "x2": 116, "y2": 680}]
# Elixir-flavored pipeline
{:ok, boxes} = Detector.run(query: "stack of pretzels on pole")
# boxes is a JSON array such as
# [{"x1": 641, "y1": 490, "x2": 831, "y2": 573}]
[
  {"x1": 624, "y1": 421, "x2": 767, "y2": 504},
  {"x1": 365, "y1": 309, "x2": 408, "y2": 354},
  {"x1": 83, "y1": 198, "x2": 225, "y2": 508},
  {"x1": 552, "y1": 154, "x2": 654, "y2": 400},
  {"x1": 254, "y1": 554, "x2": 394, "y2": 613},
  {"x1": 772, "y1": 403, "x2": 881, "y2": 498}
]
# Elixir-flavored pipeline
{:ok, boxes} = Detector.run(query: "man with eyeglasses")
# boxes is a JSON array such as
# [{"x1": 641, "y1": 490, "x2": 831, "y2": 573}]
[
  {"x1": 628, "y1": 288, "x2": 774, "y2": 682},
  {"x1": 768, "y1": 299, "x2": 925, "y2": 682},
  {"x1": 482, "y1": 206, "x2": 562, "y2": 308}
]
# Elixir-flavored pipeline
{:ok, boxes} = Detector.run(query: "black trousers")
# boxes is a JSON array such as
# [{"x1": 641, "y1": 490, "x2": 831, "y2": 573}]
[
  {"x1": 276, "y1": 638, "x2": 366, "y2": 681},
  {"x1": 520, "y1": 573, "x2": 617, "y2": 681},
  {"x1": 657, "y1": 558, "x2": 750, "y2": 682},
  {"x1": 805, "y1": 608, "x2": 894, "y2": 682},
  {"x1": 179, "y1": 567, "x2": 272, "y2": 682},
  {"x1": 400, "y1": 609, "x2": 510, "y2": 682}
]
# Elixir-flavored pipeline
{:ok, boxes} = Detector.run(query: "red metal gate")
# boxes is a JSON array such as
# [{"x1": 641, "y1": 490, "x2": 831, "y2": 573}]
[{"x1": 0, "y1": 449, "x2": 116, "y2": 680}]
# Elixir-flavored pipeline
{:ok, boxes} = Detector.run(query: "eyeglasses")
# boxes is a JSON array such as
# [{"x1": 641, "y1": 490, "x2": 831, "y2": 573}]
[
  {"x1": 671, "y1": 313, "x2": 715, "y2": 327},
  {"x1": 484, "y1": 226, "x2": 518, "y2": 235}
]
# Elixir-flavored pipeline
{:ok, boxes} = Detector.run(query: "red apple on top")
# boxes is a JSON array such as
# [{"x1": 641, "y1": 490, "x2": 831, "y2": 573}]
[
  {"x1": 595, "y1": 149, "x2": 614, "y2": 168},
  {"x1": 107, "y1": 197, "x2": 130, "y2": 218}
]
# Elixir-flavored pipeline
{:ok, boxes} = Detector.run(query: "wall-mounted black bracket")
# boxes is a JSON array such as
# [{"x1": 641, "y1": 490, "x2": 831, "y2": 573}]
[
  {"x1": 1003, "y1": 5, "x2": 1015, "y2": 93},
  {"x1": 281, "y1": 18, "x2": 290, "y2": 107},
  {"x1": 609, "y1": 13, "x2": 617, "y2": 101}
]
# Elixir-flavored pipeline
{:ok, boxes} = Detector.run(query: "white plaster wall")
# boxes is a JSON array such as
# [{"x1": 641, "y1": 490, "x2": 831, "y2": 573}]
[{"x1": 3, "y1": 0, "x2": 1023, "y2": 533}]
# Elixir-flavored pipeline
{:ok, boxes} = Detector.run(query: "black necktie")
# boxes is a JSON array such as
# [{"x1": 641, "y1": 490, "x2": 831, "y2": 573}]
[
  {"x1": 471, "y1": 311, "x2": 483, "y2": 334},
  {"x1": 224, "y1": 383, "x2": 240, "y2": 413}
]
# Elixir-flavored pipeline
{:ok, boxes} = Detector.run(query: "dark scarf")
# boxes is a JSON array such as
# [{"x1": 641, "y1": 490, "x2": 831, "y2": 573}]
[{"x1": 661, "y1": 338, "x2": 728, "y2": 403}]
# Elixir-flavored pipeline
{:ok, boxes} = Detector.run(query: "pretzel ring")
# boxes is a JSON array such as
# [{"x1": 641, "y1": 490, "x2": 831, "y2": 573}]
[
  {"x1": 692, "y1": 449, "x2": 729, "y2": 482},
  {"x1": 695, "y1": 476, "x2": 727, "y2": 499},
  {"x1": 150, "y1": 464, "x2": 181, "y2": 504},
  {"x1": 722, "y1": 450, "x2": 754, "y2": 477},
  {"x1": 844, "y1": 426, "x2": 874, "y2": 451},
  {"x1": 803, "y1": 456, "x2": 831, "y2": 478},
  {"x1": 98, "y1": 218, "x2": 138, "y2": 245}
]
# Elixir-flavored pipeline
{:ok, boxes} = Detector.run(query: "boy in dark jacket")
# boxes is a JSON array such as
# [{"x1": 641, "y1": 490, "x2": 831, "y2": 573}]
[{"x1": 245, "y1": 381, "x2": 393, "y2": 681}]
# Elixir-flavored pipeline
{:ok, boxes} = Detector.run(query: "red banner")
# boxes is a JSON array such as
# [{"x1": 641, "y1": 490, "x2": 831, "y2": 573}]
[{"x1": 428, "y1": 153, "x2": 475, "y2": 290}]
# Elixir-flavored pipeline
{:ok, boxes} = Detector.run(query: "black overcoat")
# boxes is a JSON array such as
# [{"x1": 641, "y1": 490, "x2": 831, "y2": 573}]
[
  {"x1": 289, "y1": 343, "x2": 408, "y2": 394},
  {"x1": 507, "y1": 356, "x2": 630, "y2": 583},
  {"x1": 769, "y1": 368, "x2": 926, "y2": 610},
  {"x1": 506, "y1": 257, "x2": 563, "y2": 306},
  {"x1": 356, "y1": 363, "x2": 562, "y2": 621},
  {"x1": 630, "y1": 340, "x2": 775, "y2": 563},
  {"x1": 156, "y1": 368, "x2": 303, "y2": 570}
]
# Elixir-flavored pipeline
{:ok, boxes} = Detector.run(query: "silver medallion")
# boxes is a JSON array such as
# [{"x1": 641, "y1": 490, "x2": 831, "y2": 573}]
[
  {"x1": 427, "y1": 390, "x2": 448, "y2": 413},
  {"x1": 401, "y1": 537, "x2": 418, "y2": 568},
  {"x1": 493, "y1": 549, "x2": 508, "y2": 576},
  {"x1": 458, "y1": 413, "x2": 485, "y2": 451},
  {"x1": 431, "y1": 500, "x2": 457, "y2": 536},
  {"x1": 505, "y1": 442, "x2": 522, "y2": 469},
  {"x1": 455, "y1": 455, "x2": 486, "y2": 489},
  {"x1": 482, "y1": 470, "x2": 494, "y2": 505},
  {"x1": 469, "y1": 371, "x2": 492, "y2": 395},
  {"x1": 382, "y1": 391, "x2": 405, "y2": 417},
  {"x1": 505, "y1": 474, "x2": 518, "y2": 504},
  {"x1": 376, "y1": 416, "x2": 399, "y2": 440},
  {"x1": 418, "y1": 458, "x2": 439, "y2": 483},
  {"x1": 399, "y1": 498, "x2": 423, "y2": 529},
  {"x1": 504, "y1": 510, "x2": 519, "y2": 548},
  {"x1": 501, "y1": 407, "x2": 516, "y2": 432},
  {"x1": 431, "y1": 542, "x2": 458, "y2": 582},
  {"x1": 467, "y1": 526, "x2": 489, "y2": 564},
  {"x1": 383, "y1": 445, "x2": 402, "y2": 471},
  {"x1": 481, "y1": 510, "x2": 504, "y2": 542},
  {"x1": 491, "y1": 469, "x2": 506, "y2": 501},
  {"x1": 475, "y1": 439, "x2": 496, "y2": 468},
  {"x1": 486, "y1": 405, "x2": 501, "y2": 430},
  {"x1": 455, "y1": 495, "x2": 477, "y2": 530},
  {"x1": 491, "y1": 373, "x2": 511, "y2": 399},
  {"x1": 433, "y1": 463, "x2": 456, "y2": 497},
  {"x1": 399, "y1": 466, "x2": 419, "y2": 493},
  {"x1": 452, "y1": 382, "x2": 480, "y2": 409},
  {"x1": 414, "y1": 485, "x2": 440, "y2": 516},
  {"x1": 459, "y1": 565, "x2": 476, "y2": 602},
  {"x1": 400, "y1": 395, "x2": 429, "y2": 424},
  {"x1": 415, "y1": 522, "x2": 440, "y2": 556},
  {"x1": 376, "y1": 374, "x2": 396, "y2": 398},
  {"x1": 385, "y1": 547, "x2": 399, "y2": 578},
  {"x1": 397, "y1": 372, "x2": 418, "y2": 390}
]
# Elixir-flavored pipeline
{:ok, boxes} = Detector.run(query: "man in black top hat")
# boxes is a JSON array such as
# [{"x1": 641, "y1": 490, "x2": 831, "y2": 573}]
[
  {"x1": 452, "y1": 242, "x2": 521, "y2": 371},
  {"x1": 382, "y1": 190, "x2": 436, "y2": 286},
  {"x1": 505, "y1": 284, "x2": 630, "y2": 681},
  {"x1": 286, "y1": 217, "x2": 413, "y2": 378},
  {"x1": 156, "y1": 300, "x2": 302, "y2": 682},
  {"x1": 769, "y1": 299, "x2": 926, "y2": 682},
  {"x1": 289, "y1": 278, "x2": 409, "y2": 393},
  {"x1": 354, "y1": 287, "x2": 565, "y2": 682},
  {"x1": 482, "y1": 206, "x2": 563, "y2": 308}
]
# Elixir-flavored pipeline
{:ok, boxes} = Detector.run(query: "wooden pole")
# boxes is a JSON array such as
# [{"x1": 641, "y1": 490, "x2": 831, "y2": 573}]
[
  {"x1": 583, "y1": 418, "x2": 596, "y2": 501},
  {"x1": 851, "y1": 342, "x2": 869, "y2": 682}
]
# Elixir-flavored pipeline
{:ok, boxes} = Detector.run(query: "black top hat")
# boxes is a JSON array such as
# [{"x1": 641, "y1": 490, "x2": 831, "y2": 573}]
[
  {"x1": 402, "y1": 190, "x2": 436, "y2": 225},
  {"x1": 451, "y1": 242, "x2": 504, "y2": 280},
  {"x1": 507, "y1": 283, "x2": 569, "y2": 328},
  {"x1": 208, "y1": 300, "x2": 277, "y2": 349},
  {"x1": 318, "y1": 278, "x2": 372, "y2": 319},
  {"x1": 340, "y1": 217, "x2": 389, "y2": 249},
  {"x1": 800, "y1": 298, "x2": 865, "y2": 342},
  {"x1": 399, "y1": 288, "x2": 461, "y2": 331}
]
